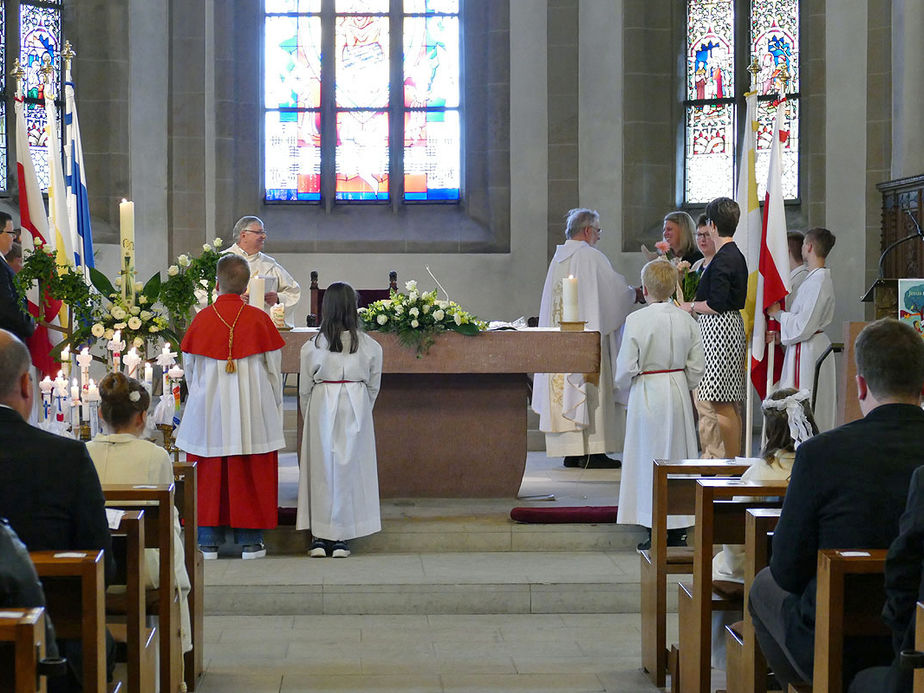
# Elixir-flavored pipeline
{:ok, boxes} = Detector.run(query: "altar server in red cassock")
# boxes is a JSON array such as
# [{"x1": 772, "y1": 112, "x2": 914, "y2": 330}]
[{"x1": 176, "y1": 254, "x2": 286, "y2": 560}]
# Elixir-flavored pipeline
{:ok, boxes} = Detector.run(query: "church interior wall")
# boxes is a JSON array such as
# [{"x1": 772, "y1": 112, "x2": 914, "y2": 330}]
[{"x1": 12, "y1": 2, "x2": 917, "y2": 331}]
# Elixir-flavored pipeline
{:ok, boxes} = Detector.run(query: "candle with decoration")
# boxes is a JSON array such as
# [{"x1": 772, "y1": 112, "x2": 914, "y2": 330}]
[
  {"x1": 60, "y1": 345, "x2": 71, "y2": 378},
  {"x1": 76, "y1": 347, "x2": 92, "y2": 400},
  {"x1": 108, "y1": 330, "x2": 124, "y2": 373},
  {"x1": 156, "y1": 343, "x2": 177, "y2": 395},
  {"x1": 70, "y1": 378, "x2": 81, "y2": 432},
  {"x1": 39, "y1": 376, "x2": 54, "y2": 422},
  {"x1": 123, "y1": 347, "x2": 141, "y2": 379},
  {"x1": 85, "y1": 379, "x2": 101, "y2": 436},
  {"x1": 167, "y1": 365, "x2": 184, "y2": 427},
  {"x1": 54, "y1": 371, "x2": 68, "y2": 423},
  {"x1": 119, "y1": 199, "x2": 135, "y2": 303},
  {"x1": 143, "y1": 362, "x2": 154, "y2": 394}
]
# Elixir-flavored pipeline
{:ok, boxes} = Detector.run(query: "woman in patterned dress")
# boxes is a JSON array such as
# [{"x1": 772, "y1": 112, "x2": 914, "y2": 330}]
[{"x1": 681, "y1": 197, "x2": 748, "y2": 457}]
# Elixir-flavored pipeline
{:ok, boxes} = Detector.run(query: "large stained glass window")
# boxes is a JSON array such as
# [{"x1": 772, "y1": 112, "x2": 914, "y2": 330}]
[
  {"x1": 684, "y1": 0, "x2": 800, "y2": 204},
  {"x1": 263, "y1": 0, "x2": 461, "y2": 204}
]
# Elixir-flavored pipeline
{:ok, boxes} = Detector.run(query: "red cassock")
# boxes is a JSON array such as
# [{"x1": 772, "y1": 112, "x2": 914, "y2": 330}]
[{"x1": 181, "y1": 295, "x2": 286, "y2": 529}]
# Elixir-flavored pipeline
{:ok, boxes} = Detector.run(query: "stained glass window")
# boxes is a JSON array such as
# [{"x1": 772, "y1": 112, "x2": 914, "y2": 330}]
[
  {"x1": 263, "y1": 0, "x2": 462, "y2": 204},
  {"x1": 683, "y1": 0, "x2": 800, "y2": 204}
]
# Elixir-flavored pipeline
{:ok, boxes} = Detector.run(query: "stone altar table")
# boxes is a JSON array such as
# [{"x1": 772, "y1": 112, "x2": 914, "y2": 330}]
[{"x1": 281, "y1": 328, "x2": 600, "y2": 498}]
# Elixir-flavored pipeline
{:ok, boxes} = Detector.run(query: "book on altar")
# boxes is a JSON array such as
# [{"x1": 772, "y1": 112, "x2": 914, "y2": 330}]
[{"x1": 898, "y1": 278, "x2": 924, "y2": 340}]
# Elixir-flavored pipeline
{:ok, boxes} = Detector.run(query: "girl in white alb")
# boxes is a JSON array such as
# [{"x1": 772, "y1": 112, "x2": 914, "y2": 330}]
[{"x1": 297, "y1": 282, "x2": 383, "y2": 558}]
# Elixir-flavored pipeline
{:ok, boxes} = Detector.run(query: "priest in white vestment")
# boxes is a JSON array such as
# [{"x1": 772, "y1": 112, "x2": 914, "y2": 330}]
[
  {"x1": 224, "y1": 216, "x2": 301, "y2": 327},
  {"x1": 176, "y1": 254, "x2": 286, "y2": 559},
  {"x1": 768, "y1": 227, "x2": 837, "y2": 431},
  {"x1": 614, "y1": 260, "x2": 704, "y2": 538},
  {"x1": 531, "y1": 208, "x2": 637, "y2": 468}
]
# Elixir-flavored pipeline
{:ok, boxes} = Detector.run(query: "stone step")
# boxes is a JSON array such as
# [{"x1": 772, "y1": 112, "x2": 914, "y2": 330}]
[{"x1": 203, "y1": 551, "x2": 682, "y2": 616}]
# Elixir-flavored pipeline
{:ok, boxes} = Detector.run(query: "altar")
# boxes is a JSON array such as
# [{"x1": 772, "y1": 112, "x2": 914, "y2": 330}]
[{"x1": 281, "y1": 328, "x2": 601, "y2": 498}]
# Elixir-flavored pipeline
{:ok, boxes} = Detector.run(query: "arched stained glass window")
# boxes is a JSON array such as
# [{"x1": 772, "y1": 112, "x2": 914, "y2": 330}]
[
  {"x1": 0, "y1": 0, "x2": 64, "y2": 193},
  {"x1": 683, "y1": 0, "x2": 800, "y2": 205},
  {"x1": 263, "y1": 0, "x2": 462, "y2": 204}
]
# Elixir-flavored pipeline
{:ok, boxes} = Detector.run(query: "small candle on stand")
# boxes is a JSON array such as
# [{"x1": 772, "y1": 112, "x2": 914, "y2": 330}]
[
  {"x1": 39, "y1": 376, "x2": 54, "y2": 422},
  {"x1": 143, "y1": 362, "x2": 154, "y2": 394},
  {"x1": 76, "y1": 347, "x2": 92, "y2": 400},
  {"x1": 167, "y1": 365, "x2": 184, "y2": 427},
  {"x1": 60, "y1": 345, "x2": 71, "y2": 378},
  {"x1": 70, "y1": 378, "x2": 81, "y2": 432},
  {"x1": 54, "y1": 371, "x2": 67, "y2": 423},
  {"x1": 156, "y1": 343, "x2": 177, "y2": 395},
  {"x1": 562, "y1": 275, "x2": 579, "y2": 323},
  {"x1": 86, "y1": 379, "x2": 101, "y2": 436}
]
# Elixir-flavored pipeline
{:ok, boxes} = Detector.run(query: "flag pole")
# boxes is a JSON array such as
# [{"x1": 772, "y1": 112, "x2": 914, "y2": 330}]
[{"x1": 742, "y1": 57, "x2": 760, "y2": 459}]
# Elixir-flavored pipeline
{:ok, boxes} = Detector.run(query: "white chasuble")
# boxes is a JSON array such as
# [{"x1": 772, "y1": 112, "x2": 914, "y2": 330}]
[
  {"x1": 777, "y1": 267, "x2": 836, "y2": 432},
  {"x1": 297, "y1": 332, "x2": 383, "y2": 540},
  {"x1": 531, "y1": 240, "x2": 636, "y2": 456},
  {"x1": 613, "y1": 302, "x2": 704, "y2": 528}
]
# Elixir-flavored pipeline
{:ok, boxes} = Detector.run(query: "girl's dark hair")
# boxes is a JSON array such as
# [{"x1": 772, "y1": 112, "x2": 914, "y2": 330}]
[
  {"x1": 316, "y1": 282, "x2": 360, "y2": 354},
  {"x1": 761, "y1": 387, "x2": 819, "y2": 465},
  {"x1": 98, "y1": 372, "x2": 150, "y2": 429}
]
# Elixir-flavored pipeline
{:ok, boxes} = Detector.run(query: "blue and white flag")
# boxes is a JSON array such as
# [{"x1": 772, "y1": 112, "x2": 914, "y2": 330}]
[{"x1": 63, "y1": 58, "x2": 94, "y2": 277}]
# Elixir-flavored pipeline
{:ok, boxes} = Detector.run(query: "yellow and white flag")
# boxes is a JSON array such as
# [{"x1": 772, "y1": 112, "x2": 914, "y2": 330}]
[{"x1": 733, "y1": 91, "x2": 761, "y2": 341}]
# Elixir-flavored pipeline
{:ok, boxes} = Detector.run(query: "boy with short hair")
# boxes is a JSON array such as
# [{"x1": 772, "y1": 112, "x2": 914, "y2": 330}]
[{"x1": 614, "y1": 259, "x2": 706, "y2": 549}]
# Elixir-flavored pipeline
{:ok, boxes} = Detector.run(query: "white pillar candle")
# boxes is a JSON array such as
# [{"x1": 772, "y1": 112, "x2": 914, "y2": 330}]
[
  {"x1": 76, "y1": 347, "x2": 92, "y2": 394},
  {"x1": 119, "y1": 199, "x2": 135, "y2": 261},
  {"x1": 70, "y1": 379, "x2": 81, "y2": 431},
  {"x1": 86, "y1": 380, "x2": 101, "y2": 437},
  {"x1": 123, "y1": 347, "x2": 141, "y2": 379},
  {"x1": 39, "y1": 376, "x2": 54, "y2": 422},
  {"x1": 60, "y1": 345, "x2": 71, "y2": 377},
  {"x1": 249, "y1": 276, "x2": 265, "y2": 308},
  {"x1": 109, "y1": 330, "x2": 123, "y2": 373},
  {"x1": 562, "y1": 275, "x2": 579, "y2": 323},
  {"x1": 143, "y1": 362, "x2": 154, "y2": 393}
]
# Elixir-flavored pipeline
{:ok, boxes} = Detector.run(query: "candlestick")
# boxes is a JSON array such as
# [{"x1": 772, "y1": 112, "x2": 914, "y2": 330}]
[
  {"x1": 249, "y1": 276, "x2": 265, "y2": 309},
  {"x1": 562, "y1": 275, "x2": 579, "y2": 323}
]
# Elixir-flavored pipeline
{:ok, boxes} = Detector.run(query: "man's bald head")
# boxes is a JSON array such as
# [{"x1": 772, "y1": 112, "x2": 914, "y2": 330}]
[{"x1": 0, "y1": 330, "x2": 32, "y2": 415}]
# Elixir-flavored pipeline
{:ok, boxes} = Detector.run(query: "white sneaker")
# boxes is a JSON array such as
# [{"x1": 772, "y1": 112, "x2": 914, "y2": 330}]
[
  {"x1": 308, "y1": 539, "x2": 329, "y2": 557},
  {"x1": 241, "y1": 543, "x2": 266, "y2": 559},
  {"x1": 331, "y1": 541, "x2": 351, "y2": 558},
  {"x1": 199, "y1": 545, "x2": 218, "y2": 560}
]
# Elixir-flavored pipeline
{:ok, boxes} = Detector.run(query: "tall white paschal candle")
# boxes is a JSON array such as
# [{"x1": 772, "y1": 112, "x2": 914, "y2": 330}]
[
  {"x1": 119, "y1": 199, "x2": 135, "y2": 261},
  {"x1": 249, "y1": 276, "x2": 265, "y2": 308},
  {"x1": 562, "y1": 275, "x2": 579, "y2": 323}
]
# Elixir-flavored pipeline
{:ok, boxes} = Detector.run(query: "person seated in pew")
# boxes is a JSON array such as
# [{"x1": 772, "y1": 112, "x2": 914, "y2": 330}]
[
  {"x1": 85, "y1": 372, "x2": 192, "y2": 655},
  {"x1": 614, "y1": 258, "x2": 705, "y2": 551},
  {"x1": 0, "y1": 328, "x2": 116, "y2": 691},
  {"x1": 710, "y1": 387, "x2": 818, "y2": 668},
  {"x1": 748, "y1": 318, "x2": 924, "y2": 690}
]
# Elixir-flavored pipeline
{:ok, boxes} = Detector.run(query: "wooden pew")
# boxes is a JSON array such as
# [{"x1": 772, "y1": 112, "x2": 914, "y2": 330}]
[
  {"x1": 107, "y1": 509, "x2": 156, "y2": 693},
  {"x1": 103, "y1": 485, "x2": 182, "y2": 693},
  {"x1": 173, "y1": 461, "x2": 203, "y2": 692},
  {"x1": 0, "y1": 607, "x2": 47, "y2": 693},
  {"x1": 641, "y1": 458, "x2": 751, "y2": 686},
  {"x1": 915, "y1": 602, "x2": 924, "y2": 693},
  {"x1": 30, "y1": 550, "x2": 107, "y2": 693},
  {"x1": 677, "y1": 478, "x2": 789, "y2": 693},
  {"x1": 724, "y1": 508, "x2": 781, "y2": 693}
]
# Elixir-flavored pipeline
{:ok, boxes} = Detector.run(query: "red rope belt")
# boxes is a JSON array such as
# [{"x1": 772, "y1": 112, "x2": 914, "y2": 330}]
[
  {"x1": 320, "y1": 380, "x2": 361, "y2": 384},
  {"x1": 639, "y1": 368, "x2": 684, "y2": 375},
  {"x1": 793, "y1": 331, "x2": 824, "y2": 388}
]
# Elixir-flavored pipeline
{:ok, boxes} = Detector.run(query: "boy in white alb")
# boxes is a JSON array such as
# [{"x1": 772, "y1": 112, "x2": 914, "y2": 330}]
[
  {"x1": 614, "y1": 260, "x2": 705, "y2": 548},
  {"x1": 768, "y1": 227, "x2": 837, "y2": 431}
]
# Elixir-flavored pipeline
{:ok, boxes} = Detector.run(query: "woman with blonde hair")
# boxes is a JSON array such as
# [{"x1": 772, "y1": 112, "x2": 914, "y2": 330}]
[{"x1": 662, "y1": 210, "x2": 703, "y2": 264}]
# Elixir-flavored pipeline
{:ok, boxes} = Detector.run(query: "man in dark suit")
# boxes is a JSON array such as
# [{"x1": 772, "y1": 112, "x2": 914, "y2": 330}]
[
  {"x1": 748, "y1": 318, "x2": 924, "y2": 689},
  {"x1": 0, "y1": 212, "x2": 34, "y2": 342}
]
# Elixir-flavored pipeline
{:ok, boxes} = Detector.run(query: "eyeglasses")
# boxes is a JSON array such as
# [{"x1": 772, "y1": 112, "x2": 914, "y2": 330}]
[
  {"x1": 0, "y1": 230, "x2": 15, "y2": 236},
  {"x1": 243, "y1": 228, "x2": 267, "y2": 237}
]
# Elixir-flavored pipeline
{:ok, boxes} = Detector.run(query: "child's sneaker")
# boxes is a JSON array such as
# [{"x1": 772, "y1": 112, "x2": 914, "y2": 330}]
[
  {"x1": 199, "y1": 545, "x2": 218, "y2": 560},
  {"x1": 330, "y1": 541, "x2": 351, "y2": 558},
  {"x1": 309, "y1": 539, "x2": 329, "y2": 557},
  {"x1": 241, "y1": 543, "x2": 266, "y2": 559}
]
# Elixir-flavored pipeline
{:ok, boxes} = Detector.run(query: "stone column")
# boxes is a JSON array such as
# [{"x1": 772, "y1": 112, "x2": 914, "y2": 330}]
[{"x1": 891, "y1": 0, "x2": 924, "y2": 179}]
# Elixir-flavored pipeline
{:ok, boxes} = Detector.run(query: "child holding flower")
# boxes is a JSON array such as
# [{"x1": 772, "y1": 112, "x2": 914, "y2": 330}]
[
  {"x1": 297, "y1": 282, "x2": 383, "y2": 558},
  {"x1": 614, "y1": 259, "x2": 705, "y2": 550}
]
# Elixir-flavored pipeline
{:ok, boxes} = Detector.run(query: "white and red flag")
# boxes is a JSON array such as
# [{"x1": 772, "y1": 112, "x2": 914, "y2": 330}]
[{"x1": 749, "y1": 99, "x2": 792, "y2": 399}]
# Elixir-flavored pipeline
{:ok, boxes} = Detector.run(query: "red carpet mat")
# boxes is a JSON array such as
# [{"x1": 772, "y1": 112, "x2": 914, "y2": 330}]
[{"x1": 510, "y1": 506, "x2": 618, "y2": 524}]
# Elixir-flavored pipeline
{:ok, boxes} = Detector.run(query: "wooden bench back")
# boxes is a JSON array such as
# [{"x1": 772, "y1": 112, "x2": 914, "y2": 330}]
[
  {"x1": 30, "y1": 550, "x2": 106, "y2": 693},
  {"x1": 108, "y1": 510, "x2": 147, "y2": 693},
  {"x1": 173, "y1": 461, "x2": 203, "y2": 692},
  {"x1": 741, "y1": 508, "x2": 782, "y2": 693},
  {"x1": 0, "y1": 607, "x2": 47, "y2": 693}
]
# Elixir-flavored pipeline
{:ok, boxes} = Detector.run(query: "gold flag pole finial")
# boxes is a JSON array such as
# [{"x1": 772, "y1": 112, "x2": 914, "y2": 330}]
[
  {"x1": 10, "y1": 59, "x2": 25, "y2": 97},
  {"x1": 62, "y1": 40, "x2": 75, "y2": 73},
  {"x1": 747, "y1": 56, "x2": 760, "y2": 92},
  {"x1": 777, "y1": 64, "x2": 790, "y2": 100},
  {"x1": 39, "y1": 53, "x2": 53, "y2": 86}
]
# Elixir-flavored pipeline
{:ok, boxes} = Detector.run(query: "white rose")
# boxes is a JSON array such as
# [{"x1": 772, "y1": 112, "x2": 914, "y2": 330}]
[
  {"x1": 454, "y1": 313, "x2": 463, "y2": 326},
  {"x1": 149, "y1": 326, "x2": 160, "y2": 333},
  {"x1": 111, "y1": 306, "x2": 127, "y2": 320},
  {"x1": 137, "y1": 296, "x2": 148, "y2": 305},
  {"x1": 436, "y1": 300, "x2": 449, "y2": 309},
  {"x1": 128, "y1": 317, "x2": 142, "y2": 330},
  {"x1": 409, "y1": 291, "x2": 419, "y2": 302},
  {"x1": 134, "y1": 282, "x2": 144, "y2": 291},
  {"x1": 132, "y1": 336, "x2": 144, "y2": 348},
  {"x1": 178, "y1": 254, "x2": 190, "y2": 267},
  {"x1": 114, "y1": 276, "x2": 122, "y2": 287},
  {"x1": 422, "y1": 304, "x2": 431, "y2": 314},
  {"x1": 409, "y1": 307, "x2": 419, "y2": 317},
  {"x1": 376, "y1": 314, "x2": 388, "y2": 325},
  {"x1": 140, "y1": 310, "x2": 153, "y2": 321},
  {"x1": 393, "y1": 304, "x2": 403, "y2": 315},
  {"x1": 34, "y1": 238, "x2": 43, "y2": 247},
  {"x1": 405, "y1": 280, "x2": 417, "y2": 292},
  {"x1": 411, "y1": 319, "x2": 419, "y2": 328},
  {"x1": 130, "y1": 306, "x2": 141, "y2": 315},
  {"x1": 104, "y1": 329, "x2": 114, "y2": 340},
  {"x1": 433, "y1": 309, "x2": 445, "y2": 321},
  {"x1": 114, "y1": 321, "x2": 127, "y2": 330},
  {"x1": 167, "y1": 265, "x2": 179, "y2": 276},
  {"x1": 91, "y1": 323, "x2": 105, "y2": 338},
  {"x1": 213, "y1": 237, "x2": 223, "y2": 247}
]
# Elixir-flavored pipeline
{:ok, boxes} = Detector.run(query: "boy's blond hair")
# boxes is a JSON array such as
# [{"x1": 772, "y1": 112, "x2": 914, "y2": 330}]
[{"x1": 641, "y1": 259, "x2": 678, "y2": 302}]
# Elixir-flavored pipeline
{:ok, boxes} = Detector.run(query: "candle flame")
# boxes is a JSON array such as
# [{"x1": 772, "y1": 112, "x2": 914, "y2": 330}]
[{"x1": 568, "y1": 274, "x2": 574, "y2": 280}]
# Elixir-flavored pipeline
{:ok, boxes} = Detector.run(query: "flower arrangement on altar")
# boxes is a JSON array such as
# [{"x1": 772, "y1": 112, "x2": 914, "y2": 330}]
[
  {"x1": 87, "y1": 268, "x2": 171, "y2": 351},
  {"x1": 360, "y1": 280, "x2": 486, "y2": 356},
  {"x1": 159, "y1": 238, "x2": 225, "y2": 327},
  {"x1": 653, "y1": 241, "x2": 700, "y2": 302}
]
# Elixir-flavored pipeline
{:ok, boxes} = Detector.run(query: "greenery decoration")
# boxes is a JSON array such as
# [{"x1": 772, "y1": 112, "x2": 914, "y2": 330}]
[{"x1": 159, "y1": 238, "x2": 224, "y2": 328}]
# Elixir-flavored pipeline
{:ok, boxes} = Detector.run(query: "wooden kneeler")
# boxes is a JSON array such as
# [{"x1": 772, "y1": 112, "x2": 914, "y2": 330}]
[{"x1": 641, "y1": 458, "x2": 750, "y2": 687}]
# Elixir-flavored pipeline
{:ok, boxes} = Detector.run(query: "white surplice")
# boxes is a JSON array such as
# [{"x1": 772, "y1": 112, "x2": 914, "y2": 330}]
[
  {"x1": 531, "y1": 240, "x2": 636, "y2": 456},
  {"x1": 225, "y1": 243, "x2": 301, "y2": 327},
  {"x1": 613, "y1": 302, "x2": 705, "y2": 528},
  {"x1": 86, "y1": 434, "x2": 192, "y2": 653},
  {"x1": 296, "y1": 332, "x2": 383, "y2": 540},
  {"x1": 777, "y1": 267, "x2": 836, "y2": 431},
  {"x1": 789, "y1": 264, "x2": 809, "y2": 302},
  {"x1": 175, "y1": 350, "x2": 285, "y2": 457}
]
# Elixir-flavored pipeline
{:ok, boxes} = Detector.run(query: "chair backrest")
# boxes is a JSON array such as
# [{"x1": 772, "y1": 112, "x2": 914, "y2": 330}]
[{"x1": 307, "y1": 270, "x2": 398, "y2": 326}]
